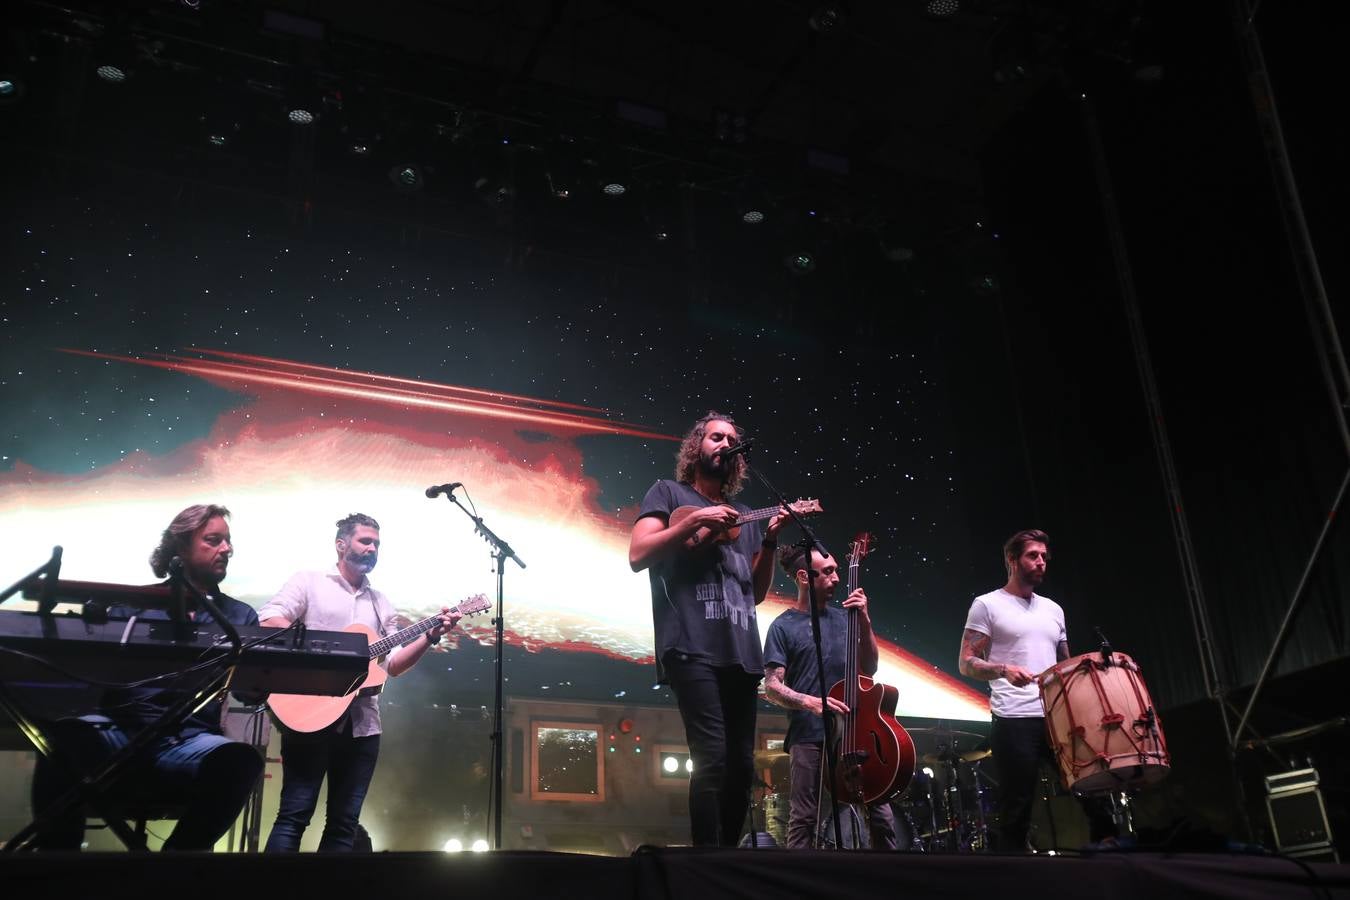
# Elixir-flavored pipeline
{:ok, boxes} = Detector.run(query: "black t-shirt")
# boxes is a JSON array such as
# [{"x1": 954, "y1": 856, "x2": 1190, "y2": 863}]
[
  {"x1": 105, "y1": 587, "x2": 260, "y2": 737},
  {"x1": 637, "y1": 479, "x2": 766, "y2": 683},
  {"x1": 763, "y1": 604, "x2": 853, "y2": 750}
]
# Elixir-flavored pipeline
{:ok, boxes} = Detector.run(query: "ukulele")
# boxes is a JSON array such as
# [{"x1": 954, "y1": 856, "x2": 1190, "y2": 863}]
[
  {"x1": 268, "y1": 594, "x2": 491, "y2": 732},
  {"x1": 828, "y1": 533, "x2": 916, "y2": 805},
  {"x1": 669, "y1": 498, "x2": 823, "y2": 551}
]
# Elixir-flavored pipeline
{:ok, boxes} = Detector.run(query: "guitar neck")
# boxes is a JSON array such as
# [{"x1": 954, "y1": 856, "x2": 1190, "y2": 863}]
[
  {"x1": 369, "y1": 610, "x2": 452, "y2": 658},
  {"x1": 735, "y1": 505, "x2": 787, "y2": 524}
]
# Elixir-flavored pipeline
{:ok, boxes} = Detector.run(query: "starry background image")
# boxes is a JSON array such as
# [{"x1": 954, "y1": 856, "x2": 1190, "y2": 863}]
[{"x1": 0, "y1": 165, "x2": 999, "y2": 721}]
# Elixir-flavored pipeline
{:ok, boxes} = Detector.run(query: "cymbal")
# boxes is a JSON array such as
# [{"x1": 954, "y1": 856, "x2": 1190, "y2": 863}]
[
  {"x1": 753, "y1": 749, "x2": 789, "y2": 767},
  {"x1": 906, "y1": 727, "x2": 984, "y2": 741},
  {"x1": 920, "y1": 747, "x2": 992, "y2": 766}
]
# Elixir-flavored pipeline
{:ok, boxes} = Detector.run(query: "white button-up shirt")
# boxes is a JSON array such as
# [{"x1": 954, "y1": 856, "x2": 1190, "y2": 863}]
[{"x1": 260, "y1": 565, "x2": 400, "y2": 737}]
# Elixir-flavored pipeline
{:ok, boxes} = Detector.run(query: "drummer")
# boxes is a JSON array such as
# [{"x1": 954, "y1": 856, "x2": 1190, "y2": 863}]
[{"x1": 957, "y1": 529, "x2": 1117, "y2": 851}]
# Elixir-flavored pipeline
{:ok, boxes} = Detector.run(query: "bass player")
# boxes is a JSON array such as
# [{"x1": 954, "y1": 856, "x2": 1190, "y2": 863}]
[{"x1": 763, "y1": 544, "x2": 898, "y2": 849}]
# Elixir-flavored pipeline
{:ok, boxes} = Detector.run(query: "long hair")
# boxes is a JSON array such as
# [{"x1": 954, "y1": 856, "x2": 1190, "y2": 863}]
[
  {"x1": 674, "y1": 410, "x2": 748, "y2": 497},
  {"x1": 149, "y1": 504, "x2": 231, "y2": 578}
]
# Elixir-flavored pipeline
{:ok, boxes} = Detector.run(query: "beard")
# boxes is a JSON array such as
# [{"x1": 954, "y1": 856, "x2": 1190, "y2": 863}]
[
  {"x1": 345, "y1": 548, "x2": 378, "y2": 573},
  {"x1": 696, "y1": 449, "x2": 729, "y2": 480}
]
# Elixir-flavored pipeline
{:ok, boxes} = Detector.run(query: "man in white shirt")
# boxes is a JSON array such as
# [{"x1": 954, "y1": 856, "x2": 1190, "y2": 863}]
[
  {"x1": 260, "y1": 513, "x2": 459, "y2": 852},
  {"x1": 959, "y1": 529, "x2": 1114, "y2": 850}
]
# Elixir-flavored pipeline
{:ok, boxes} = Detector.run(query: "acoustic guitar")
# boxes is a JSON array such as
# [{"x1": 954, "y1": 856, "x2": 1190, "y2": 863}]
[{"x1": 268, "y1": 594, "x2": 491, "y2": 732}]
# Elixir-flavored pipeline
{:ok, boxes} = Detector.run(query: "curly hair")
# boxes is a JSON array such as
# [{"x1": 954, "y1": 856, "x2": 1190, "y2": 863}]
[
  {"x1": 336, "y1": 513, "x2": 381, "y2": 542},
  {"x1": 674, "y1": 410, "x2": 748, "y2": 497},
  {"x1": 149, "y1": 504, "x2": 231, "y2": 578}
]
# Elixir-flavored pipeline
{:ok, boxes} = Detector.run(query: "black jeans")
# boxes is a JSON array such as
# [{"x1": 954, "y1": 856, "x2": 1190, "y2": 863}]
[
  {"x1": 664, "y1": 654, "x2": 760, "y2": 847},
  {"x1": 991, "y1": 714, "x2": 1116, "y2": 850},
  {"x1": 264, "y1": 715, "x2": 380, "y2": 852}
]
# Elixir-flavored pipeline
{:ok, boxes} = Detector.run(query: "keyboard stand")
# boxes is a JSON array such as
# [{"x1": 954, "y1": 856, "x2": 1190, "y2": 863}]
[{"x1": 0, "y1": 551, "x2": 247, "y2": 852}]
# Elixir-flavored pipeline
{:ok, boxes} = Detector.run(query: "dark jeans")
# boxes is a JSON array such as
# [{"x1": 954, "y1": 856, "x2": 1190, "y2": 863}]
[
  {"x1": 787, "y1": 742, "x2": 896, "y2": 850},
  {"x1": 991, "y1": 714, "x2": 1116, "y2": 850},
  {"x1": 264, "y1": 715, "x2": 380, "y2": 852},
  {"x1": 30, "y1": 716, "x2": 263, "y2": 851},
  {"x1": 665, "y1": 654, "x2": 760, "y2": 847}
]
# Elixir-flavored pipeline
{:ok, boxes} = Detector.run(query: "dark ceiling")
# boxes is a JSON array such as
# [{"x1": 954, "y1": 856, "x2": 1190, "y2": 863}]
[{"x1": 2, "y1": 0, "x2": 1155, "y2": 256}]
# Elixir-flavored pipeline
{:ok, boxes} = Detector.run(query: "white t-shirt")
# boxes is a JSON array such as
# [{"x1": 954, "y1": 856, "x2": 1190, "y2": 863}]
[{"x1": 963, "y1": 588, "x2": 1066, "y2": 718}]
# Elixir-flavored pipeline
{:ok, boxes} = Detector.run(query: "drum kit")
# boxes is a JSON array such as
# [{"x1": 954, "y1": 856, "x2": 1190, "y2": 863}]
[{"x1": 748, "y1": 647, "x2": 1171, "y2": 852}]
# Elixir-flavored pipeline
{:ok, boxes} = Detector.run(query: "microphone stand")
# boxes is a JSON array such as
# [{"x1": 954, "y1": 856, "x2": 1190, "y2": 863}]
[
  {"x1": 431, "y1": 487, "x2": 525, "y2": 851},
  {"x1": 740, "y1": 451, "x2": 844, "y2": 851}
]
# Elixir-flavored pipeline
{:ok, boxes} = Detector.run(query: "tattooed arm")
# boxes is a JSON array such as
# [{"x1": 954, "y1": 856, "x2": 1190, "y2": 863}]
[
  {"x1": 764, "y1": 664, "x2": 848, "y2": 716},
  {"x1": 958, "y1": 628, "x2": 1038, "y2": 686},
  {"x1": 958, "y1": 628, "x2": 1003, "y2": 681}
]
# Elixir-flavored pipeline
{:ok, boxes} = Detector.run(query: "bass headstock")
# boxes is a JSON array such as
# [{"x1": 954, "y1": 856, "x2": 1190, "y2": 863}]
[{"x1": 848, "y1": 532, "x2": 875, "y2": 565}]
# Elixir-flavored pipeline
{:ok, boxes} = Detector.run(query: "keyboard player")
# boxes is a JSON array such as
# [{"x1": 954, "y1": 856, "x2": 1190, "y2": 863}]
[{"x1": 28, "y1": 503, "x2": 264, "y2": 850}]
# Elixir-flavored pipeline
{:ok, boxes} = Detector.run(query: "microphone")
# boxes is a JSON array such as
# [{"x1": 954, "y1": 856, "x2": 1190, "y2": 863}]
[
  {"x1": 425, "y1": 483, "x2": 463, "y2": 498},
  {"x1": 718, "y1": 439, "x2": 756, "y2": 460}
]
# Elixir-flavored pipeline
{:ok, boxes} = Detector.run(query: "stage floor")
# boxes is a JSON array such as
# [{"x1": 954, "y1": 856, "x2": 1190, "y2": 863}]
[{"x1": 1, "y1": 847, "x2": 1345, "y2": 899}]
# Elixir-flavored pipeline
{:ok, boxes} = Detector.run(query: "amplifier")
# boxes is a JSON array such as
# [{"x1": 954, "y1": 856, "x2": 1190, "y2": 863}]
[{"x1": 1265, "y1": 768, "x2": 1334, "y2": 853}]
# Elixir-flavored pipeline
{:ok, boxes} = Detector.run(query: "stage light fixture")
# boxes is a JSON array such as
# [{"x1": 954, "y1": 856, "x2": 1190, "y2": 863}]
[
  {"x1": 808, "y1": 4, "x2": 845, "y2": 33},
  {"x1": 287, "y1": 108, "x2": 314, "y2": 125},
  {"x1": 924, "y1": 0, "x2": 960, "y2": 20},
  {"x1": 471, "y1": 839, "x2": 489, "y2": 852},
  {"x1": 785, "y1": 251, "x2": 817, "y2": 275},
  {"x1": 663, "y1": 756, "x2": 679, "y2": 773},
  {"x1": 0, "y1": 79, "x2": 22, "y2": 106},
  {"x1": 443, "y1": 838, "x2": 463, "y2": 852},
  {"x1": 602, "y1": 181, "x2": 626, "y2": 196},
  {"x1": 96, "y1": 65, "x2": 127, "y2": 84},
  {"x1": 389, "y1": 164, "x2": 425, "y2": 193}
]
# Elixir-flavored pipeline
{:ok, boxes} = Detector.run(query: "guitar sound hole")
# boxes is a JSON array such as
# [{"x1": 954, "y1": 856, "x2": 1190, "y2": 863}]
[{"x1": 870, "y1": 731, "x2": 888, "y2": 764}]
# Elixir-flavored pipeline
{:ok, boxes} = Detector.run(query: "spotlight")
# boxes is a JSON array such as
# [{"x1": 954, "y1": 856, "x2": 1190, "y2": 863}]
[
  {"x1": 388, "y1": 164, "x2": 424, "y2": 193},
  {"x1": 785, "y1": 251, "x2": 817, "y2": 275},
  {"x1": 350, "y1": 143, "x2": 371, "y2": 157},
  {"x1": 741, "y1": 210, "x2": 765, "y2": 224},
  {"x1": 808, "y1": 4, "x2": 845, "y2": 33},
  {"x1": 602, "y1": 181, "x2": 626, "y2": 196},
  {"x1": 287, "y1": 108, "x2": 315, "y2": 125},
  {"x1": 443, "y1": 838, "x2": 463, "y2": 853},
  {"x1": 685, "y1": 758, "x2": 694, "y2": 773},
  {"x1": 96, "y1": 65, "x2": 127, "y2": 84},
  {"x1": 471, "y1": 839, "x2": 489, "y2": 853},
  {"x1": 663, "y1": 756, "x2": 679, "y2": 774},
  {"x1": 924, "y1": 0, "x2": 960, "y2": 20},
  {"x1": 0, "y1": 79, "x2": 23, "y2": 106}
]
